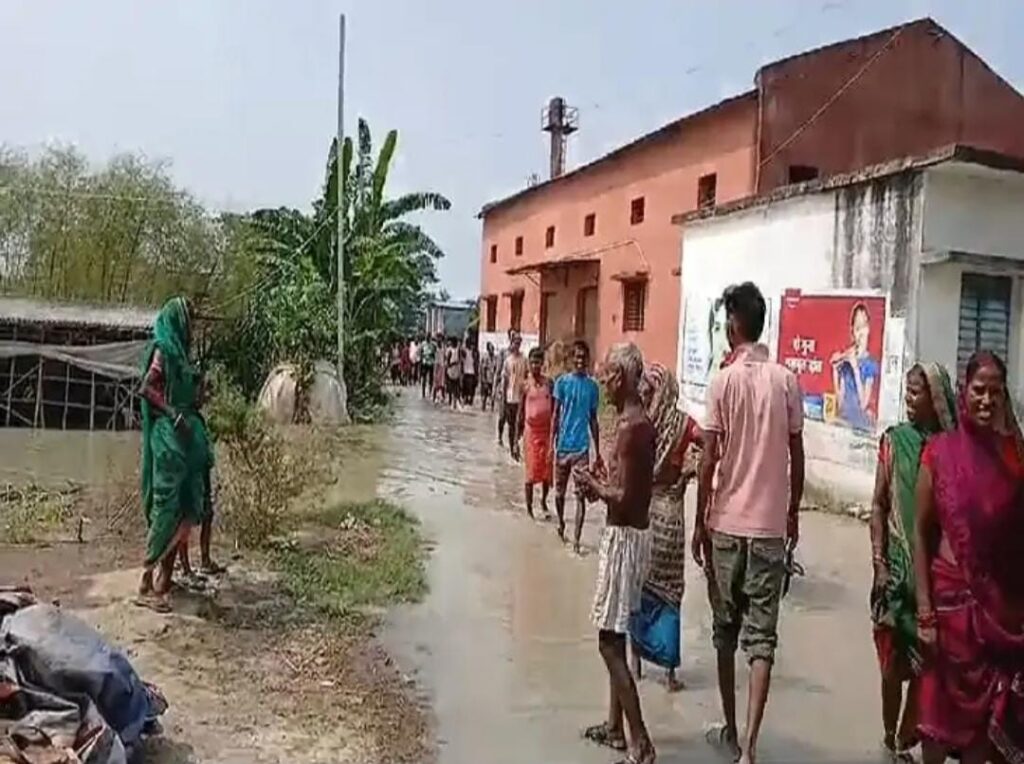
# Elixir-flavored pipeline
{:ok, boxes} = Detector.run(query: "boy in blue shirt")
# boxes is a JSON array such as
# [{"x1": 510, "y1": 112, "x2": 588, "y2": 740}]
[{"x1": 552, "y1": 339, "x2": 603, "y2": 553}]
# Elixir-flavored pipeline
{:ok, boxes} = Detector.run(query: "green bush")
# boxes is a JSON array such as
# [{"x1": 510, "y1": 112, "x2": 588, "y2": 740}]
[{"x1": 206, "y1": 371, "x2": 326, "y2": 549}]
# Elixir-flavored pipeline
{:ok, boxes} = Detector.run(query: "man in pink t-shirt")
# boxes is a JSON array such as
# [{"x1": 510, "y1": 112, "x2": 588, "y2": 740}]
[{"x1": 692, "y1": 282, "x2": 805, "y2": 764}]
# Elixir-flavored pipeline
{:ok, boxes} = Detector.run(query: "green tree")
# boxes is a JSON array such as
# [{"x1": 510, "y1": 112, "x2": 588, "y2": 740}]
[
  {"x1": 0, "y1": 145, "x2": 221, "y2": 305},
  {"x1": 209, "y1": 119, "x2": 450, "y2": 419}
]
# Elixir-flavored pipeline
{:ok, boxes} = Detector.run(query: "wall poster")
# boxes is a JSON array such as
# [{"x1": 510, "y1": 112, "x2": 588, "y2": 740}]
[
  {"x1": 680, "y1": 291, "x2": 776, "y2": 409},
  {"x1": 777, "y1": 290, "x2": 886, "y2": 434}
]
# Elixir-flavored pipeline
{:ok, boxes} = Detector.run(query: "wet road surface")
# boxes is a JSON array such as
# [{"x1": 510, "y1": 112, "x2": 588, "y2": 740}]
[{"x1": 376, "y1": 394, "x2": 884, "y2": 764}]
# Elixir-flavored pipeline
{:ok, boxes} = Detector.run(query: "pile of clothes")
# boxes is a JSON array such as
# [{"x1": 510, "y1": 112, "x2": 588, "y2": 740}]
[{"x1": 1, "y1": 588, "x2": 166, "y2": 764}]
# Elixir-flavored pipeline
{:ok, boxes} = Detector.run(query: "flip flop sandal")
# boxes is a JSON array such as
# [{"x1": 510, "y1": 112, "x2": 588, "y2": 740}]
[
  {"x1": 703, "y1": 722, "x2": 741, "y2": 762},
  {"x1": 883, "y1": 741, "x2": 916, "y2": 763},
  {"x1": 582, "y1": 722, "x2": 628, "y2": 752},
  {"x1": 177, "y1": 574, "x2": 208, "y2": 593},
  {"x1": 613, "y1": 748, "x2": 656, "y2": 764},
  {"x1": 133, "y1": 596, "x2": 171, "y2": 614}
]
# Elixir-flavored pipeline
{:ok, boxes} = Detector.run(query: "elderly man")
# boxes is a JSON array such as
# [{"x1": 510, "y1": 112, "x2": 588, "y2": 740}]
[{"x1": 576, "y1": 342, "x2": 656, "y2": 764}]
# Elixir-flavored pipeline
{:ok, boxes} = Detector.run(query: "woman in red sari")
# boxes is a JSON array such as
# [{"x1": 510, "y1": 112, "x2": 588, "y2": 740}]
[
  {"x1": 914, "y1": 351, "x2": 1024, "y2": 764},
  {"x1": 515, "y1": 346, "x2": 553, "y2": 519}
]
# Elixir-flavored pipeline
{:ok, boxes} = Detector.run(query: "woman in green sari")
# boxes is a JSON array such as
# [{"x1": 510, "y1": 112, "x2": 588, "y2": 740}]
[
  {"x1": 869, "y1": 362, "x2": 956, "y2": 761},
  {"x1": 136, "y1": 297, "x2": 211, "y2": 612}
]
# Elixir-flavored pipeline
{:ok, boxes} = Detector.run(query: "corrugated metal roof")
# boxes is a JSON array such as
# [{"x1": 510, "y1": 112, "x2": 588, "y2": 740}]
[{"x1": 0, "y1": 298, "x2": 157, "y2": 330}]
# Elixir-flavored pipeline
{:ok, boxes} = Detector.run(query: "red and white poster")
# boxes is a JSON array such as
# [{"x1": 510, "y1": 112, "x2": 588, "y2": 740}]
[{"x1": 777, "y1": 290, "x2": 886, "y2": 433}]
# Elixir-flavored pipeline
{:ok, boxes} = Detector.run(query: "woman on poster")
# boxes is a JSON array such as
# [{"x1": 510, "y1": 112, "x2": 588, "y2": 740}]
[{"x1": 831, "y1": 302, "x2": 880, "y2": 432}]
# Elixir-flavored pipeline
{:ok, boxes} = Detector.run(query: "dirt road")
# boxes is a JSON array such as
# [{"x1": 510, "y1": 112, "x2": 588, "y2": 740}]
[{"x1": 378, "y1": 393, "x2": 883, "y2": 764}]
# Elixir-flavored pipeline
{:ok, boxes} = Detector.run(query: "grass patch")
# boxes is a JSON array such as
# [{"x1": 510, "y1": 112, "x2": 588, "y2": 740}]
[
  {"x1": 275, "y1": 499, "x2": 427, "y2": 621},
  {"x1": 1, "y1": 483, "x2": 78, "y2": 544}
]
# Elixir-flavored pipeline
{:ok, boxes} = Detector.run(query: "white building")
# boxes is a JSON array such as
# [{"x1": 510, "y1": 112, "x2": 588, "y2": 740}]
[{"x1": 675, "y1": 145, "x2": 1024, "y2": 510}]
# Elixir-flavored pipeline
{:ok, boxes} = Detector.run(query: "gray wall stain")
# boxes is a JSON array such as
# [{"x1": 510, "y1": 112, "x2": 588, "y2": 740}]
[{"x1": 833, "y1": 171, "x2": 921, "y2": 312}]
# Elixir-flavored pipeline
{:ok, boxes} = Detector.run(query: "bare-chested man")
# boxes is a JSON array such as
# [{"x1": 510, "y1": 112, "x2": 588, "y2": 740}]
[{"x1": 576, "y1": 342, "x2": 656, "y2": 764}]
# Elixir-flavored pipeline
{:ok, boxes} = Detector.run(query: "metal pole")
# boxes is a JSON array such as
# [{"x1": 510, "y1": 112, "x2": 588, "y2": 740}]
[{"x1": 336, "y1": 13, "x2": 351, "y2": 423}]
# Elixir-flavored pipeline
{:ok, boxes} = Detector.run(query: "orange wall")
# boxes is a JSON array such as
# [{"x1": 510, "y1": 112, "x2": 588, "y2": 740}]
[
  {"x1": 480, "y1": 95, "x2": 757, "y2": 368},
  {"x1": 757, "y1": 21, "x2": 1024, "y2": 191},
  {"x1": 480, "y1": 19, "x2": 1024, "y2": 370}
]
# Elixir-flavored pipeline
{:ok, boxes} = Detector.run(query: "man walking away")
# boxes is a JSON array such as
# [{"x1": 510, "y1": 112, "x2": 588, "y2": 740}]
[
  {"x1": 500, "y1": 332, "x2": 527, "y2": 456},
  {"x1": 445, "y1": 337, "x2": 462, "y2": 409},
  {"x1": 409, "y1": 336, "x2": 421, "y2": 387},
  {"x1": 496, "y1": 329, "x2": 515, "y2": 444},
  {"x1": 420, "y1": 335, "x2": 437, "y2": 399},
  {"x1": 692, "y1": 282, "x2": 804, "y2": 764},
  {"x1": 576, "y1": 342, "x2": 656, "y2": 764},
  {"x1": 431, "y1": 334, "x2": 447, "y2": 403},
  {"x1": 552, "y1": 339, "x2": 602, "y2": 552},
  {"x1": 479, "y1": 342, "x2": 497, "y2": 411},
  {"x1": 462, "y1": 338, "x2": 478, "y2": 405}
]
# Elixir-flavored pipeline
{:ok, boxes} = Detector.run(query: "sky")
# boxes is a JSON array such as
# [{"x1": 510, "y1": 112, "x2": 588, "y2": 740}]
[{"x1": 1, "y1": 0, "x2": 1021, "y2": 300}]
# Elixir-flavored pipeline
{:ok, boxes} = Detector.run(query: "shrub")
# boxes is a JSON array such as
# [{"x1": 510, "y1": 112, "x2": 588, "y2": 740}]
[{"x1": 205, "y1": 369, "x2": 326, "y2": 549}]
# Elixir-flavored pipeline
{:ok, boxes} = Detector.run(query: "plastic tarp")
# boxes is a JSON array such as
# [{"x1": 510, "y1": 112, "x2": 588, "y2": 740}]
[
  {"x1": 0, "y1": 341, "x2": 148, "y2": 380},
  {"x1": 256, "y1": 360, "x2": 345, "y2": 425},
  {"x1": 0, "y1": 600, "x2": 165, "y2": 764}
]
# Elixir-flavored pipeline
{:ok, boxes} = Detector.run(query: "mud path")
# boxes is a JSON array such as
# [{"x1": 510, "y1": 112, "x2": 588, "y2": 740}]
[{"x1": 378, "y1": 393, "x2": 884, "y2": 764}]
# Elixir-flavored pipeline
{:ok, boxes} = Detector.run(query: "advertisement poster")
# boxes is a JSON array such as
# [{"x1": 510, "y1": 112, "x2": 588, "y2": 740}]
[
  {"x1": 680, "y1": 292, "x2": 776, "y2": 409},
  {"x1": 777, "y1": 291, "x2": 886, "y2": 434}
]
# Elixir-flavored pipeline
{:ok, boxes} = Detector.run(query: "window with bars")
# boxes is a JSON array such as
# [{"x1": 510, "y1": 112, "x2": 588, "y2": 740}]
[
  {"x1": 485, "y1": 296, "x2": 497, "y2": 332},
  {"x1": 489, "y1": 244, "x2": 497, "y2": 264},
  {"x1": 957, "y1": 273, "x2": 1012, "y2": 379},
  {"x1": 698, "y1": 173, "x2": 717, "y2": 209},
  {"x1": 622, "y1": 281, "x2": 646, "y2": 332},
  {"x1": 545, "y1": 226, "x2": 555, "y2": 248},
  {"x1": 510, "y1": 292, "x2": 524, "y2": 332},
  {"x1": 515, "y1": 236, "x2": 524, "y2": 256},
  {"x1": 630, "y1": 197, "x2": 645, "y2": 225},
  {"x1": 584, "y1": 213, "x2": 596, "y2": 237}
]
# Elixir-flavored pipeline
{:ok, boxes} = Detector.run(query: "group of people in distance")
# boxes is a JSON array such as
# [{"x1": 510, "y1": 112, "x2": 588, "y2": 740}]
[
  {"x1": 493, "y1": 281, "x2": 1023, "y2": 764},
  {"x1": 388, "y1": 334, "x2": 502, "y2": 411}
]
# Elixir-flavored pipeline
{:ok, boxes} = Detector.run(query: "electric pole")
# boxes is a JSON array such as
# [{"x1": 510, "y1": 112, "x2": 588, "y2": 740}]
[{"x1": 336, "y1": 12, "x2": 351, "y2": 423}]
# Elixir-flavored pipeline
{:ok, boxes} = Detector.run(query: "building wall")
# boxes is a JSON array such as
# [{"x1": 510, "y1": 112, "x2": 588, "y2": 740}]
[
  {"x1": 758, "y1": 20, "x2": 1024, "y2": 192},
  {"x1": 479, "y1": 95, "x2": 757, "y2": 368},
  {"x1": 681, "y1": 162, "x2": 1024, "y2": 510},
  {"x1": 679, "y1": 174, "x2": 923, "y2": 509},
  {"x1": 917, "y1": 166, "x2": 1024, "y2": 398}
]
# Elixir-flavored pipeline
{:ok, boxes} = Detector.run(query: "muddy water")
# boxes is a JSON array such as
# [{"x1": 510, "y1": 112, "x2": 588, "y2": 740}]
[
  {"x1": 0, "y1": 429, "x2": 139, "y2": 486},
  {"x1": 370, "y1": 394, "x2": 883, "y2": 764}
]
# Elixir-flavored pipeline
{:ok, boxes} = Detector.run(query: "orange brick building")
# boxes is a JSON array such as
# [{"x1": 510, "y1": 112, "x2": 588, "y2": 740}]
[{"x1": 477, "y1": 18, "x2": 1024, "y2": 367}]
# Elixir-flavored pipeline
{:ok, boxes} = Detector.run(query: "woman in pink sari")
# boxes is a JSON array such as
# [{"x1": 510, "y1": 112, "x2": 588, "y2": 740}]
[{"x1": 914, "y1": 351, "x2": 1024, "y2": 764}]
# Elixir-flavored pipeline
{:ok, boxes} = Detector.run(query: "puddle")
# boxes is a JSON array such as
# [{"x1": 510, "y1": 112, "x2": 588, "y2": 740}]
[{"x1": 378, "y1": 392, "x2": 886, "y2": 764}]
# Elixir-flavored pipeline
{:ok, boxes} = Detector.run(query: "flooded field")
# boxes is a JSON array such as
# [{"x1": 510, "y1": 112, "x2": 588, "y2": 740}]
[{"x1": 0, "y1": 428, "x2": 140, "y2": 487}]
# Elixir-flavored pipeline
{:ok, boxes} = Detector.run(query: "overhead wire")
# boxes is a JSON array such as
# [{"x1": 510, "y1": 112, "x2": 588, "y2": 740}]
[{"x1": 757, "y1": 24, "x2": 906, "y2": 169}]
